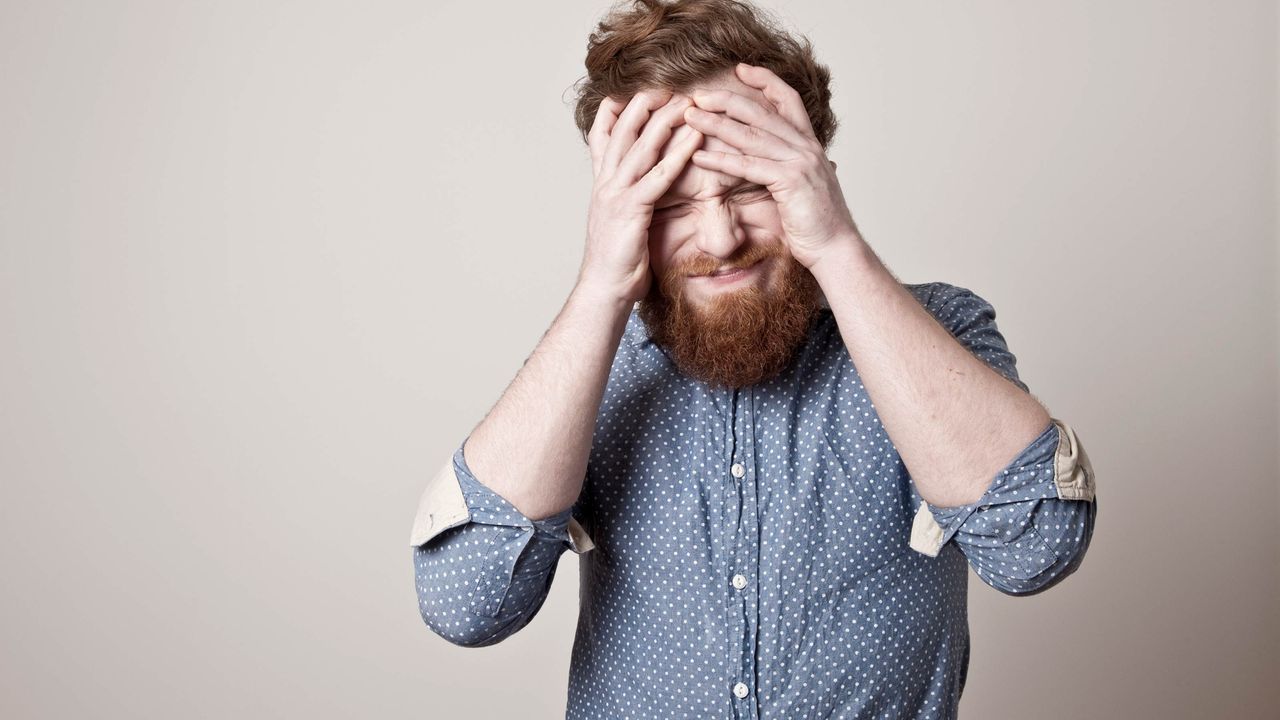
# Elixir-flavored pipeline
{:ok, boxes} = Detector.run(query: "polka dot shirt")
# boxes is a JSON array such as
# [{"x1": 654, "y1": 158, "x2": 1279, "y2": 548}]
[{"x1": 413, "y1": 281, "x2": 1098, "y2": 719}]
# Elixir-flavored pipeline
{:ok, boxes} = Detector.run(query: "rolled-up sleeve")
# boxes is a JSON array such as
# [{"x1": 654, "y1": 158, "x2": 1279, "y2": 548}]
[
  {"x1": 910, "y1": 282, "x2": 1097, "y2": 595},
  {"x1": 909, "y1": 417, "x2": 1098, "y2": 596},
  {"x1": 409, "y1": 436, "x2": 595, "y2": 647}
]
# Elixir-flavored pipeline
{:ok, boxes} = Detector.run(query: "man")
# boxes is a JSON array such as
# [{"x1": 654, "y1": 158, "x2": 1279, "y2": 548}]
[{"x1": 410, "y1": 1, "x2": 1098, "y2": 717}]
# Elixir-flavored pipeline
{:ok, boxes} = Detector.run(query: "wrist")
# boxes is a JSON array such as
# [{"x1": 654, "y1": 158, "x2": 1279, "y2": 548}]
[
  {"x1": 571, "y1": 277, "x2": 637, "y2": 314},
  {"x1": 808, "y1": 231, "x2": 876, "y2": 280}
]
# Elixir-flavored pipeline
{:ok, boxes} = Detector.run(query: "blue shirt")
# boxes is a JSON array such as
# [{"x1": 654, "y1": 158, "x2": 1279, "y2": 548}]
[{"x1": 411, "y1": 280, "x2": 1098, "y2": 719}]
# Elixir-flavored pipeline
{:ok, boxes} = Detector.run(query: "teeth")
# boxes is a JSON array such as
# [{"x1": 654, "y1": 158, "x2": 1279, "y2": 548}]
[{"x1": 701, "y1": 260, "x2": 759, "y2": 278}]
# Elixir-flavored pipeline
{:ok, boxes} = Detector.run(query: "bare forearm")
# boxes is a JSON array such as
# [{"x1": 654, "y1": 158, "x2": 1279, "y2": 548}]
[
  {"x1": 810, "y1": 235, "x2": 1051, "y2": 508},
  {"x1": 462, "y1": 281, "x2": 631, "y2": 521}
]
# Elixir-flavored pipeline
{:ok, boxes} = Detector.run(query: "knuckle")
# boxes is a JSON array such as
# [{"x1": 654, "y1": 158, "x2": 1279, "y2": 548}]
[
  {"x1": 699, "y1": 89, "x2": 725, "y2": 104},
  {"x1": 636, "y1": 89, "x2": 666, "y2": 106},
  {"x1": 590, "y1": 100, "x2": 617, "y2": 128},
  {"x1": 595, "y1": 181, "x2": 621, "y2": 202},
  {"x1": 655, "y1": 102, "x2": 684, "y2": 123}
]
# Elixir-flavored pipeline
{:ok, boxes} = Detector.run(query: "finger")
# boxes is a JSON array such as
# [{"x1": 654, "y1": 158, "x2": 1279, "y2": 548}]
[
  {"x1": 615, "y1": 94, "x2": 693, "y2": 184},
  {"x1": 633, "y1": 124, "x2": 703, "y2": 203},
  {"x1": 690, "y1": 88, "x2": 810, "y2": 148},
  {"x1": 588, "y1": 96, "x2": 626, "y2": 177},
  {"x1": 683, "y1": 106, "x2": 794, "y2": 162},
  {"x1": 602, "y1": 89, "x2": 673, "y2": 176},
  {"x1": 688, "y1": 148, "x2": 780, "y2": 187},
  {"x1": 734, "y1": 63, "x2": 816, "y2": 138}
]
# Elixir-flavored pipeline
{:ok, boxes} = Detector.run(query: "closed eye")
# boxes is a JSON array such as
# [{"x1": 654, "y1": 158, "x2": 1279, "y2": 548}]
[
  {"x1": 653, "y1": 186, "x2": 770, "y2": 220},
  {"x1": 653, "y1": 204, "x2": 690, "y2": 221},
  {"x1": 731, "y1": 186, "x2": 772, "y2": 204}
]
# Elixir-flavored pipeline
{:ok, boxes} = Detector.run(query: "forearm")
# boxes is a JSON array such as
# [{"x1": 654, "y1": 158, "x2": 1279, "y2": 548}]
[
  {"x1": 462, "y1": 280, "x2": 631, "y2": 521},
  {"x1": 809, "y1": 234, "x2": 1051, "y2": 508}
]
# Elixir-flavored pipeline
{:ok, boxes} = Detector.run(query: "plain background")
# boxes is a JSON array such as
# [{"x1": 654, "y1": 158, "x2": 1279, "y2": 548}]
[{"x1": 1, "y1": 0, "x2": 1276, "y2": 717}]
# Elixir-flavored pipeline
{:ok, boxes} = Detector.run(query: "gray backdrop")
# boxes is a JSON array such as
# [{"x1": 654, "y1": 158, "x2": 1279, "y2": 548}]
[{"x1": 0, "y1": 0, "x2": 1276, "y2": 717}]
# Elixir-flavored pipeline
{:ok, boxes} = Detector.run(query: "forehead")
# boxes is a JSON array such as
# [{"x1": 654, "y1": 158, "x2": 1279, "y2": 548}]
[{"x1": 656, "y1": 70, "x2": 772, "y2": 204}]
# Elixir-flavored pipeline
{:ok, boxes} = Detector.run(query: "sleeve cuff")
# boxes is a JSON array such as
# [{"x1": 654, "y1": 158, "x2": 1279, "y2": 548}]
[
  {"x1": 909, "y1": 417, "x2": 1095, "y2": 557},
  {"x1": 409, "y1": 441, "x2": 596, "y2": 555}
]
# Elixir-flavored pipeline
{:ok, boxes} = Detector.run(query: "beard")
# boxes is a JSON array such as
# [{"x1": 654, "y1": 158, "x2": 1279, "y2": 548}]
[{"x1": 638, "y1": 242, "x2": 823, "y2": 390}]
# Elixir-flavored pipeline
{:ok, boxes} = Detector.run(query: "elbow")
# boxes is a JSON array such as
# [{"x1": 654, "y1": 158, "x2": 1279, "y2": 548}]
[
  {"x1": 983, "y1": 500, "x2": 1097, "y2": 597},
  {"x1": 412, "y1": 542, "x2": 552, "y2": 648},
  {"x1": 417, "y1": 604, "x2": 514, "y2": 648},
  {"x1": 410, "y1": 545, "x2": 500, "y2": 648},
  {"x1": 986, "y1": 559, "x2": 1081, "y2": 598},
  {"x1": 414, "y1": 566, "x2": 521, "y2": 648}
]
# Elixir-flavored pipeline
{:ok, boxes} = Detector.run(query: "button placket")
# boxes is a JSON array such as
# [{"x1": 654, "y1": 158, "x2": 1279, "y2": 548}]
[{"x1": 724, "y1": 386, "x2": 760, "y2": 718}]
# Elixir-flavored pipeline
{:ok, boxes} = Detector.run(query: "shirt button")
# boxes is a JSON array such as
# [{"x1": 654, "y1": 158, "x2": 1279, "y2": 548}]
[
  {"x1": 733, "y1": 682, "x2": 749, "y2": 698},
  {"x1": 732, "y1": 574, "x2": 747, "y2": 589},
  {"x1": 730, "y1": 463, "x2": 745, "y2": 478}
]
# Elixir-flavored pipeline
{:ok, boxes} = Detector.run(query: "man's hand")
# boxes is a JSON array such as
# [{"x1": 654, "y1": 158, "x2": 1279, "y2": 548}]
[
  {"x1": 578, "y1": 90, "x2": 704, "y2": 305},
  {"x1": 683, "y1": 63, "x2": 861, "y2": 270}
]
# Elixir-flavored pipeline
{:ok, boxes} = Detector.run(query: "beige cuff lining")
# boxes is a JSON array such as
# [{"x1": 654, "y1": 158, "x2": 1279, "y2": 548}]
[
  {"x1": 908, "y1": 417, "x2": 1096, "y2": 557},
  {"x1": 1051, "y1": 417, "x2": 1096, "y2": 502},
  {"x1": 409, "y1": 454, "x2": 596, "y2": 555}
]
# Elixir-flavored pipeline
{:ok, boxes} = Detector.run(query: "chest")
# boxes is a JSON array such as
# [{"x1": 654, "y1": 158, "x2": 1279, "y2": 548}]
[{"x1": 582, "y1": 349, "x2": 918, "y2": 588}]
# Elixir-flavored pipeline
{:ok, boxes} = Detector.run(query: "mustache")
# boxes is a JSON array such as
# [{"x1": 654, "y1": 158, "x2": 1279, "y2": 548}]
[{"x1": 675, "y1": 243, "x2": 782, "y2": 279}]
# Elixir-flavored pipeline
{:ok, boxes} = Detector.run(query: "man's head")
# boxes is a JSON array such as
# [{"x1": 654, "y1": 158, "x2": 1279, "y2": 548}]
[{"x1": 572, "y1": 0, "x2": 838, "y2": 389}]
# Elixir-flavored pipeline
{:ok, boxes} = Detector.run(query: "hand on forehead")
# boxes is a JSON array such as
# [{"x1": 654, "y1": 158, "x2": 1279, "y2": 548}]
[{"x1": 654, "y1": 69, "x2": 769, "y2": 199}]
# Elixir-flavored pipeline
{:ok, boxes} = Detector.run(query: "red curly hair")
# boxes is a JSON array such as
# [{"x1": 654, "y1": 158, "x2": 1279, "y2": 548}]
[{"x1": 571, "y1": 0, "x2": 839, "y2": 150}]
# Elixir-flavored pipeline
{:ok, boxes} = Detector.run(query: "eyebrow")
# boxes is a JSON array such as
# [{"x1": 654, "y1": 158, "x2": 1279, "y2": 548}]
[{"x1": 656, "y1": 182, "x2": 769, "y2": 210}]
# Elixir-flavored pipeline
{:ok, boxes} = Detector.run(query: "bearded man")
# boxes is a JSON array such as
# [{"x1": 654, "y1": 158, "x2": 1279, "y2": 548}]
[{"x1": 411, "y1": 1, "x2": 1098, "y2": 717}]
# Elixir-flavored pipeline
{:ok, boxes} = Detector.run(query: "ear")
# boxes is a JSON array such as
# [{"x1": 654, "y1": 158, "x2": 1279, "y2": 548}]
[{"x1": 829, "y1": 159, "x2": 838, "y2": 171}]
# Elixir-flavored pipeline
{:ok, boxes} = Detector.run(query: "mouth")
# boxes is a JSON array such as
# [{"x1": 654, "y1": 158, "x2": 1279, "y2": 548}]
[{"x1": 691, "y1": 258, "x2": 765, "y2": 285}]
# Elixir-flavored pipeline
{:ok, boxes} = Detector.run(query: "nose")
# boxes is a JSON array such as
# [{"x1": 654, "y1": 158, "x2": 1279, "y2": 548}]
[{"x1": 692, "y1": 201, "x2": 747, "y2": 264}]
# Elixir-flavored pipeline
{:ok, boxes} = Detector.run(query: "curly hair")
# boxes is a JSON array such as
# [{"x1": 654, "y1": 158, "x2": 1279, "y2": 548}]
[{"x1": 570, "y1": 0, "x2": 838, "y2": 150}]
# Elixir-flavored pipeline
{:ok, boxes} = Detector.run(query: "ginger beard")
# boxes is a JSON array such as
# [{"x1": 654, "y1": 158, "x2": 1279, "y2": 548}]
[{"x1": 638, "y1": 241, "x2": 823, "y2": 390}]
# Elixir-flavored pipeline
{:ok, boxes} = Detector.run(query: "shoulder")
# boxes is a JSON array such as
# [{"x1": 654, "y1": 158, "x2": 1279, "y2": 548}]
[{"x1": 904, "y1": 280, "x2": 999, "y2": 330}]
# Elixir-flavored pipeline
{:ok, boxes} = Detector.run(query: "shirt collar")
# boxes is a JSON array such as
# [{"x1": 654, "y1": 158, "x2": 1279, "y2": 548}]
[{"x1": 627, "y1": 304, "x2": 652, "y2": 348}]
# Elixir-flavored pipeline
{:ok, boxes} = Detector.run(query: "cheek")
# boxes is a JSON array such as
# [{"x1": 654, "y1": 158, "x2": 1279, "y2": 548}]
[{"x1": 647, "y1": 228, "x2": 684, "y2": 275}]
